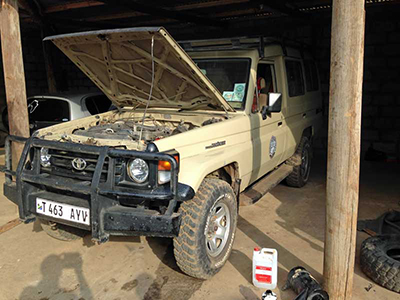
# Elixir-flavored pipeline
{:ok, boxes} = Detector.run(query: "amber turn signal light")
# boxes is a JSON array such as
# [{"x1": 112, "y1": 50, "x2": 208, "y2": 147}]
[{"x1": 158, "y1": 155, "x2": 179, "y2": 171}]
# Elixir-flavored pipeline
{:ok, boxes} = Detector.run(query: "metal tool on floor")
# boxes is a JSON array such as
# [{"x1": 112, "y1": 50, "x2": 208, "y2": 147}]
[
  {"x1": 262, "y1": 290, "x2": 278, "y2": 299},
  {"x1": 282, "y1": 267, "x2": 329, "y2": 300}
]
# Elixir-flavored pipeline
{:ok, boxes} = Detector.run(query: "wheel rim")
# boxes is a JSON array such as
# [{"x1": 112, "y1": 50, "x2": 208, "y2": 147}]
[
  {"x1": 205, "y1": 198, "x2": 231, "y2": 257},
  {"x1": 300, "y1": 145, "x2": 310, "y2": 181}
]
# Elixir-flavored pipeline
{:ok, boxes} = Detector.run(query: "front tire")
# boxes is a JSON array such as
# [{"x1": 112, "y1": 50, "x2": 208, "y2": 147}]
[{"x1": 173, "y1": 178, "x2": 238, "y2": 279}]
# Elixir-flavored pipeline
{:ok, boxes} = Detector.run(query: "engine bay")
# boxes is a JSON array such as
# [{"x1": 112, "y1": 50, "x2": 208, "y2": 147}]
[
  {"x1": 37, "y1": 109, "x2": 227, "y2": 150},
  {"x1": 72, "y1": 116, "x2": 196, "y2": 143}
]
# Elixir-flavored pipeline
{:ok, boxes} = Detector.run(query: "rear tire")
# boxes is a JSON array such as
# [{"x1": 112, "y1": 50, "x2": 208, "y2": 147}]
[
  {"x1": 39, "y1": 219, "x2": 87, "y2": 241},
  {"x1": 286, "y1": 136, "x2": 312, "y2": 188},
  {"x1": 173, "y1": 178, "x2": 237, "y2": 279}
]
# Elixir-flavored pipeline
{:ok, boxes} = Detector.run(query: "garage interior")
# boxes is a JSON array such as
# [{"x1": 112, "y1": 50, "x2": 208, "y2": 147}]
[{"x1": 0, "y1": 0, "x2": 399, "y2": 299}]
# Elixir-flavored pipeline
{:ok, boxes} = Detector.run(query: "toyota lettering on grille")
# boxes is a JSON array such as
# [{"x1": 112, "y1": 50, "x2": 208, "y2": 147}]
[{"x1": 72, "y1": 158, "x2": 87, "y2": 171}]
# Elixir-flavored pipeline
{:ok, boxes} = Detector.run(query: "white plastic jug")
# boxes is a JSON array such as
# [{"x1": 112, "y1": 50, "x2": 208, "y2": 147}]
[{"x1": 253, "y1": 247, "x2": 278, "y2": 289}]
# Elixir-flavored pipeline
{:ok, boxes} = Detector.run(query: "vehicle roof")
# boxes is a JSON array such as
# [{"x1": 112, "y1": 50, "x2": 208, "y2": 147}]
[{"x1": 180, "y1": 37, "x2": 314, "y2": 60}]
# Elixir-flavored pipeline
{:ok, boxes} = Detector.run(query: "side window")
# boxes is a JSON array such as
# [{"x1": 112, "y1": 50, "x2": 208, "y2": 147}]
[
  {"x1": 304, "y1": 60, "x2": 319, "y2": 92},
  {"x1": 85, "y1": 95, "x2": 112, "y2": 115},
  {"x1": 256, "y1": 64, "x2": 276, "y2": 94},
  {"x1": 253, "y1": 64, "x2": 276, "y2": 113},
  {"x1": 285, "y1": 60, "x2": 305, "y2": 97}
]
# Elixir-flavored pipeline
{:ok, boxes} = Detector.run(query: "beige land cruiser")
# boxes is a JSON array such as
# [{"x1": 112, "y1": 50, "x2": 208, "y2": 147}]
[{"x1": 3, "y1": 27, "x2": 322, "y2": 279}]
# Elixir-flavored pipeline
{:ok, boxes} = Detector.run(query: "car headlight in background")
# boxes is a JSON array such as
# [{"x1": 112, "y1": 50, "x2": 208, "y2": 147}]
[
  {"x1": 127, "y1": 158, "x2": 149, "y2": 183},
  {"x1": 40, "y1": 147, "x2": 51, "y2": 167},
  {"x1": 158, "y1": 155, "x2": 179, "y2": 185}
]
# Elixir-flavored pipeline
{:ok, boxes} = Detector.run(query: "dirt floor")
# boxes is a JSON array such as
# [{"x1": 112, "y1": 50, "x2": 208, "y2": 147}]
[{"x1": 0, "y1": 151, "x2": 399, "y2": 300}]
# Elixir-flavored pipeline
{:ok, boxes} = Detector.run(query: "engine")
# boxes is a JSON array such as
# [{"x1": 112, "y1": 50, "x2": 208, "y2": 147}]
[{"x1": 72, "y1": 117, "x2": 193, "y2": 143}]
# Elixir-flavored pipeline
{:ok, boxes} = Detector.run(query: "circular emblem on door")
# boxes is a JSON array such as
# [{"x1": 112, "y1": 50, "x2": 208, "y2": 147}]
[
  {"x1": 269, "y1": 136, "x2": 277, "y2": 158},
  {"x1": 72, "y1": 157, "x2": 87, "y2": 171}
]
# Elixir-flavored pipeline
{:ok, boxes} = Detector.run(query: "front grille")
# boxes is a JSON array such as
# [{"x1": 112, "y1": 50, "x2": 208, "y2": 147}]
[{"x1": 40, "y1": 149, "x2": 108, "y2": 182}]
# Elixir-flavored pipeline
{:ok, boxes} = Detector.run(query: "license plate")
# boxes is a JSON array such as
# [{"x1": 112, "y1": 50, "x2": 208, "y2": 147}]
[{"x1": 36, "y1": 198, "x2": 90, "y2": 226}]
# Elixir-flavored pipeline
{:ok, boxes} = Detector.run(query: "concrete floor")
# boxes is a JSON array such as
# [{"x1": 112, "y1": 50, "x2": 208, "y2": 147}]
[{"x1": 0, "y1": 152, "x2": 399, "y2": 300}]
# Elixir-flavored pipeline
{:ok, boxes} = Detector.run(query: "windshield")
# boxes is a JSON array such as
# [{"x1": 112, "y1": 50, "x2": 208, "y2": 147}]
[{"x1": 194, "y1": 58, "x2": 251, "y2": 110}]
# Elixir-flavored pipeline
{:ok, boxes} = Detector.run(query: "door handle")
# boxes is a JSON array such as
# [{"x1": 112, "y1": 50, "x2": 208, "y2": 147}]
[
  {"x1": 302, "y1": 113, "x2": 307, "y2": 118},
  {"x1": 278, "y1": 121, "x2": 283, "y2": 127}
]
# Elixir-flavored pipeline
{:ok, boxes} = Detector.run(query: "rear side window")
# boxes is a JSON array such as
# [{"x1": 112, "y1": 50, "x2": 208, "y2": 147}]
[
  {"x1": 28, "y1": 98, "x2": 70, "y2": 122},
  {"x1": 304, "y1": 60, "x2": 319, "y2": 91},
  {"x1": 285, "y1": 60, "x2": 305, "y2": 97},
  {"x1": 85, "y1": 95, "x2": 111, "y2": 115}
]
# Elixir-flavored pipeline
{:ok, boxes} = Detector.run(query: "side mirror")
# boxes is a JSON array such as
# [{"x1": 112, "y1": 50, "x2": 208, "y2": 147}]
[{"x1": 261, "y1": 93, "x2": 282, "y2": 120}]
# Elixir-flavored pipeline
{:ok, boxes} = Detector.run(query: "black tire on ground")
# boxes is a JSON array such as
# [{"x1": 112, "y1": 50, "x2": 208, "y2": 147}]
[
  {"x1": 286, "y1": 136, "x2": 312, "y2": 188},
  {"x1": 39, "y1": 219, "x2": 87, "y2": 241},
  {"x1": 360, "y1": 235, "x2": 400, "y2": 293},
  {"x1": 173, "y1": 178, "x2": 238, "y2": 279}
]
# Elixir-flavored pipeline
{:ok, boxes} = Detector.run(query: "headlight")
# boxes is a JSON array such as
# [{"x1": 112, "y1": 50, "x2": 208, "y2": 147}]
[
  {"x1": 158, "y1": 170, "x2": 171, "y2": 185},
  {"x1": 127, "y1": 158, "x2": 149, "y2": 183},
  {"x1": 40, "y1": 147, "x2": 51, "y2": 167}
]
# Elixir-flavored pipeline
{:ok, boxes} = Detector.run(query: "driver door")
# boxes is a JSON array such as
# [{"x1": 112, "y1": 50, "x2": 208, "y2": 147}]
[{"x1": 248, "y1": 61, "x2": 287, "y2": 184}]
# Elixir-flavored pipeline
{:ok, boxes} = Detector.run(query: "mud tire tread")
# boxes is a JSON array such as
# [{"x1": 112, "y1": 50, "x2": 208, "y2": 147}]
[
  {"x1": 173, "y1": 178, "x2": 237, "y2": 279},
  {"x1": 360, "y1": 235, "x2": 400, "y2": 293}
]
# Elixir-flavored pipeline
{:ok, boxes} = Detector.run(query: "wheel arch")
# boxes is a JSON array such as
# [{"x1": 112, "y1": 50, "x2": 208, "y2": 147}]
[
  {"x1": 205, "y1": 162, "x2": 241, "y2": 197},
  {"x1": 302, "y1": 126, "x2": 314, "y2": 140}
]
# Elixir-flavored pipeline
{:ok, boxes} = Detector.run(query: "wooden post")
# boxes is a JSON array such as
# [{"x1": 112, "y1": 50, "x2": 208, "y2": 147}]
[
  {"x1": 41, "y1": 29, "x2": 57, "y2": 93},
  {"x1": 17, "y1": 0, "x2": 58, "y2": 93},
  {"x1": 0, "y1": 0, "x2": 30, "y2": 165},
  {"x1": 323, "y1": 1, "x2": 365, "y2": 300}
]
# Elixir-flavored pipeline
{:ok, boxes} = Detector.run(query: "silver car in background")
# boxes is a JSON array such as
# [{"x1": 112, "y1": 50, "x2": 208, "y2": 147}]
[
  {"x1": 1, "y1": 92, "x2": 112, "y2": 135},
  {"x1": 27, "y1": 92, "x2": 112, "y2": 132}
]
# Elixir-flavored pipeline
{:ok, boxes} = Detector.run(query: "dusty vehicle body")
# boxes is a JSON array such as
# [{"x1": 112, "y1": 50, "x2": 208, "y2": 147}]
[{"x1": 3, "y1": 27, "x2": 322, "y2": 278}]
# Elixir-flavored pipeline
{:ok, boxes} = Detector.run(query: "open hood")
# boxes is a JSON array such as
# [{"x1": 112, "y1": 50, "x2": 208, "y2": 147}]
[{"x1": 44, "y1": 27, "x2": 234, "y2": 112}]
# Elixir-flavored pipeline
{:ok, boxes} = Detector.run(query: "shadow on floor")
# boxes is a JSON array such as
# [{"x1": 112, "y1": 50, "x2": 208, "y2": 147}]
[
  {"x1": 19, "y1": 252, "x2": 93, "y2": 300},
  {"x1": 268, "y1": 150, "x2": 400, "y2": 256},
  {"x1": 144, "y1": 237, "x2": 204, "y2": 299},
  {"x1": 237, "y1": 215, "x2": 320, "y2": 279}
]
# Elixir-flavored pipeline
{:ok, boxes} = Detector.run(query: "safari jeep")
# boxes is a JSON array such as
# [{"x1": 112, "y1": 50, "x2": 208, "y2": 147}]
[{"x1": 3, "y1": 27, "x2": 322, "y2": 279}]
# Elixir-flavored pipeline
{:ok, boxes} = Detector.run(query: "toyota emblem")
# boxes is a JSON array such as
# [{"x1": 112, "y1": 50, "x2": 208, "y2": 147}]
[{"x1": 72, "y1": 157, "x2": 87, "y2": 171}]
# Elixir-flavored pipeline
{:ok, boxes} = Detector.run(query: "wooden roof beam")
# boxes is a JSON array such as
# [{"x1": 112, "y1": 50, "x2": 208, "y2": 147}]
[
  {"x1": 82, "y1": 0, "x2": 251, "y2": 22},
  {"x1": 251, "y1": 0, "x2": 307, "y2": 19},
  {"x1": 168, "y1": 0, "x2": 250, "y2": 11},
  {"x1": 44, "y1": 1, "x2": 104, "y2": 14},
  {"x1": 17, "y1": 0, "x2": 44, "y2": 25},
  {"x1": 98, "y1": 0, "x2": 224, "y2": 27}
]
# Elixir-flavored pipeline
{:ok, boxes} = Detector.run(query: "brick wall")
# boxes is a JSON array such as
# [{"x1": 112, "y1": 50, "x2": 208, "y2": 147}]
[
  {"x1": 286, "y1": 19, "x2": 400, "y2": 157},
  {"x1": 362, "y1": 20, "x2": 400, "y2": 156}
]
